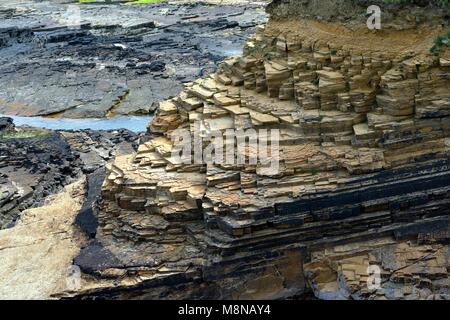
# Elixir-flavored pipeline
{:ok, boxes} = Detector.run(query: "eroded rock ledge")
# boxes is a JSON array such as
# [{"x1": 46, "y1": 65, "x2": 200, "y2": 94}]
[
  {"x1": 0, "y1": 0, "x2": 267, "y2": 118},
  {"x1": 0, "y1": 118, "x2": 140, "y2": 229},
  {"x1": 73, "y1": 1, "x2": 450, "y2": 299}
]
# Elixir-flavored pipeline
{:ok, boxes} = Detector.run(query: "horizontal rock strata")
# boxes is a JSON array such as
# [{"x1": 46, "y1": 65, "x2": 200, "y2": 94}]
[{"x1": 73, "y1": 1, "x2": 450, "y2": 299}]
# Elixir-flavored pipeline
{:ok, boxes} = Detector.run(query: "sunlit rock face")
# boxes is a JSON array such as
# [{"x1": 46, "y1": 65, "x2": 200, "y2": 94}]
[{"x1": 73, "y1": 1, "x2": 450, "y2": 299}]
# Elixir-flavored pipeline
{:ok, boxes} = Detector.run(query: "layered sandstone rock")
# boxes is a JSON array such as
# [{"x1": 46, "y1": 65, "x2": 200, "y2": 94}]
[
  {"x1": 73, "y1": 1, "x2": 450, "y2": 299},
  {"x1": 304, "y1": 235, "x2": 450, "y2": 300}
]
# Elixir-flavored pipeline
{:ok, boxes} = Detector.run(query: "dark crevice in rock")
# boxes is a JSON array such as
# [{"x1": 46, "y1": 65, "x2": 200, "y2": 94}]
[{"x1": 75, "y1": 167, "x2": 105, "y2": 238}]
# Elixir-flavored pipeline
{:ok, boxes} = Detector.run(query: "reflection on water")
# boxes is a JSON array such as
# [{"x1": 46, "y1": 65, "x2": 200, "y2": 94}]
[
  {"x1": 0, "y1": 115, "x2": 152, "y2": 132},
  {"x1": 1, "y1": 114, "x2": 152, "y2": 133}
]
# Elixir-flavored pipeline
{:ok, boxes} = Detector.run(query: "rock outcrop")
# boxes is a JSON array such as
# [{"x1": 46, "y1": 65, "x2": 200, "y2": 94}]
[
  {"x1": 0, "y1": 117, "x2": 14, "y2": 133},
  {"x1": 0, "y1": 128, "x2": 82, "y2": 228},
  {"x1": 0, "y1": 0, "x2": 267, "y2": 118},
  {"x1": 0, "y1": 179, "x2": 87, "y2": 299},
  {"x1": 0, "y1": 120, "x2": 141, "y2": 229},
  {"x1": 304, "y1": 236, "x2": 450, "y2": 300},
  {"x1": 73, "y1": 1, "x2": 450, "y2": 299}
]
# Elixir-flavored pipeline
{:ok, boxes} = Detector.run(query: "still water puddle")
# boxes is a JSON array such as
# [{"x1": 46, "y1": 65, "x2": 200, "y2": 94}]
[{"x1": 1, "y1": 114, "x2": 152, "y2": 133}]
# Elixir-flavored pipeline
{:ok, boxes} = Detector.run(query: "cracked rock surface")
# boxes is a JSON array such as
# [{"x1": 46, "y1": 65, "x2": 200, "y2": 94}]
[
  {"x1": 0, "y1": 179, "x2": 87, "y2": 300},
  {"x1": 0, "y1": 118, "x2": 141, "y2": 229},
  {"x1": 0, "y1": 0, "x2": 267, "y2": 118}
]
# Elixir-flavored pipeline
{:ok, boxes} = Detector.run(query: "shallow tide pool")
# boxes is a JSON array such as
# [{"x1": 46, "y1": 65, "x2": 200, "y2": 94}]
[{"x1": 1, "y1": 114, "x2": 153, "y2": 133}]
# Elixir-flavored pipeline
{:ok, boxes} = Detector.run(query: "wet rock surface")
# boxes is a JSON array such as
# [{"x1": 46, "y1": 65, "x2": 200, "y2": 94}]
[
  {"x1": 0, "y1": 117, "x2": 15, "y2": 133},
  {"x1": 0, "y1": 0, "x2": 267, "y2": 118},
  {"x1": 0, "y1": 128, "x2": 82, "y2": 228},
  {"x1": 0, "y1": 119, "x2": 141, "y2": 229}
]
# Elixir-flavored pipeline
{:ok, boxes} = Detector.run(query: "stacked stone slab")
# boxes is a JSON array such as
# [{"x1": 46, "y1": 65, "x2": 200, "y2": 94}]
[
  {"x1": 304, "y1": 233, "x2": 450, "y2": 300},
  {"x1": 74, "y1": 1, "x2": 450, "y2": 299}
]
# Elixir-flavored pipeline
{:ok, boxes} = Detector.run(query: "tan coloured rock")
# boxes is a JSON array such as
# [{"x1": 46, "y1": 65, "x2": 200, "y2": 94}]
[
  {"x1": 0, "y1": 180, "x2": 86, "y2": 299},
  {"x1": 74, "y1": 2, "x2": 450, "y2": 300}
]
